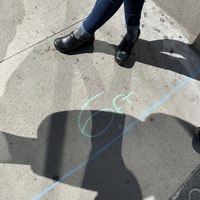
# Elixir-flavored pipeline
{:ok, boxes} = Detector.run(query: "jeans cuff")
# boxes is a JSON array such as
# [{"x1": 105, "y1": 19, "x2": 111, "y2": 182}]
[
  {"x1": 126, "y1": 24, "x2": 139, "y2": 31},
  {"x1": 81, "y1": 22, "x2": 92, "y2": 35}
]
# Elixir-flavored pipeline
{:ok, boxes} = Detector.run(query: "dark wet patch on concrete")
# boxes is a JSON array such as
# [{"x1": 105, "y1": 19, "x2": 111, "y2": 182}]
[{"x1": 170, "y1": 165, "x2": 200, "y2": 200}]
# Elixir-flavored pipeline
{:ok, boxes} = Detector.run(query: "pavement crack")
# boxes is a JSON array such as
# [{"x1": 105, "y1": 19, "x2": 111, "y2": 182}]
[{"x1": 0, "y1": 18, "x2": 86, "y2": 64}]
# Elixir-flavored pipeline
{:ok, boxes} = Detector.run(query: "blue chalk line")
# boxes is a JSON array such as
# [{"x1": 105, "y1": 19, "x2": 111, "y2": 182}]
[{"x1": 33, "y1": 67, "x2": 200, "y2": 200}]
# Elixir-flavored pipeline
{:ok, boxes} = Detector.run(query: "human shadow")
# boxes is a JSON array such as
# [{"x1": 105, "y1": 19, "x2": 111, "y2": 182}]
[
  {"x1": 81, "y1": 111, "x2": 142, "y2": 200},
  {"x1": 0, "y1": 0, "x2": 25, "y2": 62},
  {"x1": 62, "y1": 38, "x2": 200, "y2": 80},
  {"x1": 0, "y1": 110, "x2": 142, "y2": 200},
  {"x1": 0, "y1": 111, "x2": 200, "y2": 199}
]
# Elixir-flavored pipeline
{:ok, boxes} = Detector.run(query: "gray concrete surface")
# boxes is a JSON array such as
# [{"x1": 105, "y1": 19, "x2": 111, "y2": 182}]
[
  {"x1": 0, "y1": 0, "x2": 200, "y2": 200},
  {"x1": 153, "y1": 0, "x2": 200, "y2": 40}
]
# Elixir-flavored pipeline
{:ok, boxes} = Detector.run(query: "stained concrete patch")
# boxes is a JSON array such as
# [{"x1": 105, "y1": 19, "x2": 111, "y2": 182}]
[{"x1": 171, "y1": 165, "x2": 200, "y2": 200}]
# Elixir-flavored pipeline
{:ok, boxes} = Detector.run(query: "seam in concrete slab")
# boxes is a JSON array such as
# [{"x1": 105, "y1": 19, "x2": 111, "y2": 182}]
[
  {"x1": 0, "y1": 18, "x2": 85, "y2": 64},
  {"x1": 33, "y1": 67, "x2": 200, "y2": 200}
]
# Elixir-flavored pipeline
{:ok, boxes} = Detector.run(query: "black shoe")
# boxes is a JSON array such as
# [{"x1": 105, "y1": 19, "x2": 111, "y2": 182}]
[
  {"x1": 115, "y1": 29, "x2": 140, "y2": 66},
  {"x1": 54, "y1": 31, "x2": 95, "y2": 53},
  {"x1": 195, "y1": 127, "x2": 200, "y2": 140}
]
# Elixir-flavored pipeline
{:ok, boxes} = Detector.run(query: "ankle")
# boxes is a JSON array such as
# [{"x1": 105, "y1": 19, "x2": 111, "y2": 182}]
[
  {"x1": 73, "y1": 22, "x2": 92, "y2": 40},
  {"x1": 126, "y1": 27, "x2": 140, "y2": 43}
]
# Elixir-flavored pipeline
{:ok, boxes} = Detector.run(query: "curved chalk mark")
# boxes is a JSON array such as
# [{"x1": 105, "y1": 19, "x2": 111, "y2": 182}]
[
  {"x1": 78, "y1": 92, "x2": 104, "y2": 135},
  {"x1": 80, "y1": 108, "x2": 115, "y2": 138},
  {"x1": 113, "y1": 94, "x2": 125, "y2": 114},
  {"x1": 113, "y1": 92, "x2": 133, "y2": 114},
  {"x1": 189, "y1": 188, "x2": 200, "y2": 200}
]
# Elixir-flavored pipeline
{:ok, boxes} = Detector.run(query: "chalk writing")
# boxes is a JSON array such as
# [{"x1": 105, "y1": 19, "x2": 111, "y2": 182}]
[
  {"x1": 78, "y1": 91, "x2": 133, "y2": 137},
  {"x1": 112, "y1": 92, "x2": 133, "y2": 114}
]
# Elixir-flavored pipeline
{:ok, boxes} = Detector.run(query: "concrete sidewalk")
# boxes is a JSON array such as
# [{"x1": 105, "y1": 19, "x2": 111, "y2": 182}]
[{"x1": 0, "y1": 0, "x2": 200, "y2": 200}]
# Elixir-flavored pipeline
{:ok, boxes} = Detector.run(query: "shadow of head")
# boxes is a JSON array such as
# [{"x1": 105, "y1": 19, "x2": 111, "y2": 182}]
[{"x1": 0, "y1": 111, "x2": 199, "y2": 199}]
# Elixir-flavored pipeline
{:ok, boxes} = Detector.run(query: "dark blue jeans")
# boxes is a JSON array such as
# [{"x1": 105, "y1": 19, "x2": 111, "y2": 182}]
[{"x1": 83, "y1": 0, "x2": 145, "y2": 34}]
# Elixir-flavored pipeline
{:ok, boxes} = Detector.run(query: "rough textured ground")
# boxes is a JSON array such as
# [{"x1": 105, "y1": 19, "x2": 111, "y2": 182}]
[{"x1": 0, "y1": 0, "x2": 200, "y2": 199}]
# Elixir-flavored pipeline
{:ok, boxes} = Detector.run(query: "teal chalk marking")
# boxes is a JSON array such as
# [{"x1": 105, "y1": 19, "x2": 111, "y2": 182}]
[
  {"x1": 33, "y1": 67, "x2": 200, "y2": 200},
  {"x1": 113, "y1": 95, "x2": 124, "y2": 114},
  {"x1": 113, "y1": 92, "x2": 133, "y2": 114},
  {"x1": 78, "y1": 91, "x2": 133, "y2": 137},
  {"x1": 80, "y1": 108, "x2": 115, "y2": 138},
  {"x1": 122, "y1": 91, "x2": 133, "y2": 102},
  {"x1": 78, "y1": 92, "x2": 115, "y2": 138},
  {"x1": 78, "y1": 92, "x2": 103, "y2": 137}
]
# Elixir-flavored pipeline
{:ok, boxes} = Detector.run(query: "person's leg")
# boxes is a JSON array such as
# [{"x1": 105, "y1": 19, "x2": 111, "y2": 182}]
[
  {"x1": 82, "y1": 0, "x2": 124, "y2": 34},
  {"x1": 124, "y1": 0, "x2": 144, "y2": 31},
  {"x1": 115, "y1": 0, "x2": 144, "y2": 65},
  {"x1": 76, "y1": 0, "x2": 144, "y2": 36},
  {"x1": 54, "y1": 0, "x2": 124, "y2": 53}
]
